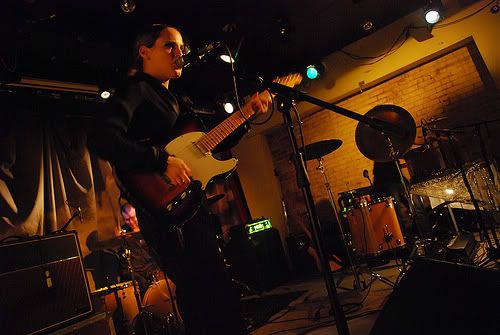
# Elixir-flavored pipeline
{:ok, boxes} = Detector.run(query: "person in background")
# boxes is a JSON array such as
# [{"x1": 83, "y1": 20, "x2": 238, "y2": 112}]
[{"x1": 115, "y1": 203, "x2": 159, "y2": 298}]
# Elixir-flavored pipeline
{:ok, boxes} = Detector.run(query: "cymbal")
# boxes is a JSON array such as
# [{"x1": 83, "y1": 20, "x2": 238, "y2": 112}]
[
  {"x1": 93, "y1": 231, "x2": 142, "y2": 250},
  {"x1": 206, "y1": 193, "x2": 225, "y2": 205},
  {"x1": 300, "y1": 139, "x2": 343, "y2": 160},
  {"x1": 355, "y1": 104, "x2": 416, "y2": 162}
]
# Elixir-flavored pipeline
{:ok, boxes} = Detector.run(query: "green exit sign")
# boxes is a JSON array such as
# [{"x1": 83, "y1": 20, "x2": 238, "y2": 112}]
[{"x1": 246, "y1": 218, "x2": 272, "y2": 235}]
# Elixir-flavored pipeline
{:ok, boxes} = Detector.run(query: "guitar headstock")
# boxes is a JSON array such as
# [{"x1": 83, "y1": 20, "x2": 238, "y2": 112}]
[{"x1": 272, "y1": 73, "x2": 303, "y2": 88}]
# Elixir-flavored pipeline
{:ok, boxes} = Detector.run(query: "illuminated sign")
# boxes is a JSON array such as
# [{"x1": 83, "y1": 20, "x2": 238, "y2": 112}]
[{"x1": 246, "y1": 218, "x2": 272, "y2": 235}]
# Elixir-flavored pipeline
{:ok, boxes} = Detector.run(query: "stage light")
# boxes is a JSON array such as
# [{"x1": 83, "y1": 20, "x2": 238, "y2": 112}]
[
  {"x1": 305, "y1": 63, "x2": 324, "y2": 80},
  {"x1": 100, "y1": 90, "x2": 111, "y2": 99},
  {"x1": 491, "y1": 3, "x2": 499, "y2": 14},
  {"x1": 219, "y1": 53, "x2": 235, "y2": 64},
  {"x1": 445, "y1": 188, "x2": 454, "y2": 195},
  {"x1": 120, "y1": 0, "x2": 136, "y2": 13},
  {"x1": 219, "y1": 37, "x2": 243, "y2": 64},
  {"x1": 223, "y1": 102, "x2": 234, "y2": 114},
  {"x1": 424, "y1": 1, "x2": 443, "y2": 25}
]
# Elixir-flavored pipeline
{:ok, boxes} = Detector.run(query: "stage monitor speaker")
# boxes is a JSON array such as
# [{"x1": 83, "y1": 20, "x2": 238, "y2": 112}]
[
  {"x1": 370, "y1": 257, "x2": 500, "y2": 335},
  {"x1": 0, "y1": 232, "x2": 93, "y2": 335}
]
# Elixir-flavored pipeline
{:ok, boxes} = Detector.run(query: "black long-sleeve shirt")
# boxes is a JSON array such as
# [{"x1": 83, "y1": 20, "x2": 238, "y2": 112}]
[{"x1": 89, "y1": 72, "x2": 183, "y2": 173}]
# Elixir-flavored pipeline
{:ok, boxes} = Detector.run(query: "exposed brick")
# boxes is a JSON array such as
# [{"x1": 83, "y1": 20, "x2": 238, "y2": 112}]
[{"x1": 264, "y1": 44, "x2": 499, "y2": 234}]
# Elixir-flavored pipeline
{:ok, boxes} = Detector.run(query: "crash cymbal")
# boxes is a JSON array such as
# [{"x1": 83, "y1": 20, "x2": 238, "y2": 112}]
[
  {"x1": 300, "y1": 139, "x2": 343, "y2": 161},
  {"x1": 206, "y1": 193, "x2": 225, "y2": 205},
  {"x1": 355, "y1": 104, "x2": 416, "y2": 162},
  {"x1": 93, "y1": 231, "x2": 143, "y2": 250}
]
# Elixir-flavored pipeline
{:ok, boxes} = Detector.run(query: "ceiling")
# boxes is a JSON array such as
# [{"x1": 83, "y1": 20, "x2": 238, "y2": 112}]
[{"x1": 2, "y1": 0, "x2": 432, "y2": 103}]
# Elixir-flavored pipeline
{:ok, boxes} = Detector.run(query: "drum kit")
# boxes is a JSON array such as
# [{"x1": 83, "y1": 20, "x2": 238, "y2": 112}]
[
  {"x1": 300, "y1": 104, "x2": 499, "y2": 288},
  {"x1": 90, "y1": 232, "x2": 182, "y2": 335}
]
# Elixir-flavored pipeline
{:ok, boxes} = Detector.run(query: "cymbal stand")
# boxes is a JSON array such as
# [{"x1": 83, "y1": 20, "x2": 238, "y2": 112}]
[
  {"x1": 377, "y1": 135, "x2": 414, "y2": 284},
  {"x1": 315, "y1": 157, "x2": 363, "y2": 291},
  {"x1": 123, "y1": 248, "x2": 150, "y2": 335}
]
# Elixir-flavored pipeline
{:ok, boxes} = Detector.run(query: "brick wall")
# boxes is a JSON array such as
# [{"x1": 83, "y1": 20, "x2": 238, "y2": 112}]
[{"x1": 266, "y1": 42, "x2": 499, "y2": 234}]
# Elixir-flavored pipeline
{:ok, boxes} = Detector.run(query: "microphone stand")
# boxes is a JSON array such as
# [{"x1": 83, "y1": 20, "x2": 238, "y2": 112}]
[
  {"x1": 255, "y1": 79, "x2": 408, "y2": 335},
  {"x1": 276, "y1": 96, "x2": 350, "y2": 335}
]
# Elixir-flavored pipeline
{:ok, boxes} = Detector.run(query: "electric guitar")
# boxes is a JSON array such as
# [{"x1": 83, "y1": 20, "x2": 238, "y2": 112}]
[{"x1": 119, "y1": 73, "x2": 303, "y2": 220}]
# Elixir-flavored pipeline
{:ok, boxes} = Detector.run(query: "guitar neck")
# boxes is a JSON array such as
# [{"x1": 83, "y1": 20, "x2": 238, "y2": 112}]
[
  {"x1": 194, "y1": 73, "x2": 302, "y2": 153},
  {"x1": 196, "y1": 106, "x2": 253, "y2": 152}
]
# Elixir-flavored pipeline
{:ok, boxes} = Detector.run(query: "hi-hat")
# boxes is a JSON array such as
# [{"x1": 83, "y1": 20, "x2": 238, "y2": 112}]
[
  {"x1": 300, "y1": 139, "x2": 343, "y2": 160},
  {"x1": 355, "y1": 104, "x2": 416, "y2": 162}
]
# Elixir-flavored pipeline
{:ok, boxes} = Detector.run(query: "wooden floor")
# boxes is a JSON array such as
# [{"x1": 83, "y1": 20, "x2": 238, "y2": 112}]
[{"x1": 249, "y1": 262, "x2": 400, "y2": 335}]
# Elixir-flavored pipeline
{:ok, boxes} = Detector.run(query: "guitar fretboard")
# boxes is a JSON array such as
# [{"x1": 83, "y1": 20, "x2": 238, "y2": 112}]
[{"x1": 195, "y1": 106, "x2": 253, "y2": 152}]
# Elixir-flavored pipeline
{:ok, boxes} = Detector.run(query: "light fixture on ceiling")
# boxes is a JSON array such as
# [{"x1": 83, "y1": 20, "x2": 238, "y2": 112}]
[
  {"x1": 223, "y1": 102, "x2": 235, "y2": 114},
  {"x1": 99, "y1": 87, "x2": 114, "y2": 100},
  {"x1": 219, "y1": 37, "x2": 244, "y2": 64},
  {"x1": 362, "y1": 20, "x2": 374, "y2": 32},
  {"x1": 424, "y1": 0, "x2": 443, "y2": 25},
  {"x1": 305, "y1": 63, "x2": 325, "y2": 80},
  {"x1": 120, "y1": 0, "x2": 136, "y2": 13}
]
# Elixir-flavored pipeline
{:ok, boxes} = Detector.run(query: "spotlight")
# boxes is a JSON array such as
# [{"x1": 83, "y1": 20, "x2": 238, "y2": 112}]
[
  {"x1": 305, "y1": 63, "x2": 324, "y2": 80},
  {"x1": 491, "y1": 3, "x2": 499, "y2": 14},
  {"x1": 219, "y1": 53, "x2": 235, "y2": 64},
  {"x1": 219, "y1": 37, "x2": 243, "y2": 64},
  {"x1": 100, "y1": 90, "x2": 111, "y2": 99},
  {"x1": 362, "y1": 20, "x2": 374, "y2": 32},
  {"x1": 223, "y1": 102, "x2": 235, "y2": 114},
  {"x1": 99, "y1": 88, "x2": 115, "y2": 100},
  {"x1": 120, "y1": 0, "x2": 136, "y2": 13},
  {"x1": 424, "y1": 1, "x2": 443, "y2": 25}
]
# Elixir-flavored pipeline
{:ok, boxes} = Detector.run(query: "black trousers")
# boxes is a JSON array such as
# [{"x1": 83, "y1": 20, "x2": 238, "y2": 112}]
[{"x1": 137, "y1": 207, "x2": 246, "y2": 335}]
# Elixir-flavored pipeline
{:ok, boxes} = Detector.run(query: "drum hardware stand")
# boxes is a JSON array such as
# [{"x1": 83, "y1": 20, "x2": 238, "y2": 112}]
[
  {"x1": 354, "y1": 135, "x2": 413, "y2": 288},
  {"x1": 447, "y1": 133, "x2": 500, "y2": 259},
  {"x1": 315, "y1": 157, "x2": 363, "y2": 291},
  {"x1": 123, "y1": 247, "x2": 151, "y2": 335}
]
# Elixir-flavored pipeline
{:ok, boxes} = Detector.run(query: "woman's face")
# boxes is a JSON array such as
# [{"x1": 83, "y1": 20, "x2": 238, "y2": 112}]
[{"x1": 140, "y1": 27, "x2": 186, "y2": 82}]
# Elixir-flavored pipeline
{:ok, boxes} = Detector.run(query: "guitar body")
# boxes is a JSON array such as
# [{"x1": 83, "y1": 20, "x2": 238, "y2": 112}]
[{"x1": 121, "y1": 132, "x2": 238, "y2": 218}]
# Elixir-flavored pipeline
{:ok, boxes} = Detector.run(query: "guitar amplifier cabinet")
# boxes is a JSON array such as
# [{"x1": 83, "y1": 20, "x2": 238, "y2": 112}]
[{"x1": 0, "y1": 232, "x2": 93, "y2": 335}]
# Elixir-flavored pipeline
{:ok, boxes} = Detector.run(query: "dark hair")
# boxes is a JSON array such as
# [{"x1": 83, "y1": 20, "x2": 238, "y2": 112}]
[
  {"x1": 132, "y1": 24, "x2": 188, "y2": 71},
  {"x1": 120, "y1": 203, "x2": 134, "y2": 215}
]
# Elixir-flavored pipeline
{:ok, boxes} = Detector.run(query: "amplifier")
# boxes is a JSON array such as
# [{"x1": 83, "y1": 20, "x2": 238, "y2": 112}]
[{"x1": 0, "y1": 232, "x2": 93, "y2": 335}]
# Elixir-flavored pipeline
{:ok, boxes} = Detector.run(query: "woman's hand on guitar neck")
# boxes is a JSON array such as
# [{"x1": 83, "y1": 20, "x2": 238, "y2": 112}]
[
  {"x1": 243, "y1": 91, "x2": 273, "y2": 117},
  {"x1": 165, "y1": 156, "x2": 192, "y2": 186},
  {"x1": 241, "y1": 73, "x2": 302, "y2": 117}
]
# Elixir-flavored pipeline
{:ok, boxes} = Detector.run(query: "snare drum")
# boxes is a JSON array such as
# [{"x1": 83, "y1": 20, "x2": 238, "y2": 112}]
[
  {"x1": 347, "y1": 197, "x2": 405, "y2": 256},
  {"x1": 142, "y1": 278, "x2": 182, "y2": 323}
]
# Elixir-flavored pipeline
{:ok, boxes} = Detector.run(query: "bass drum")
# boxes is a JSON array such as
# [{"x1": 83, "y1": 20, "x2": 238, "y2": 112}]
[
  {"x1": 347, "y1": 197, "x2": 405, "y2": 256},
  {"x1": 91, "y1": 281, "x2": 139, "y2": 325},
  {"x1": 142, "y1": 278, "x2": 182, "y2": 325}
]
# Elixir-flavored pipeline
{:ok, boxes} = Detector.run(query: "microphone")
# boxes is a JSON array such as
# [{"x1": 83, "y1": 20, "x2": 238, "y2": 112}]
[
  {"x1": 362, "y1": 169, "x2": 373, "y2": 186},
  {"x1": 175, "y1": 41, "x2": 222, "y2": 68}
]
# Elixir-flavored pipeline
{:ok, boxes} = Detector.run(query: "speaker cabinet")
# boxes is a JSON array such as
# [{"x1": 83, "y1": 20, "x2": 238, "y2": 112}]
[
  {"x1": 370, "y1": 258, "x2": 500, "y2": 335},
  {"x1": 226, "y1": 227, "x2": 290, "y2": 291},
  {"x1": 0, "y1": 232, "x2": 93, "y2": 335}
]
